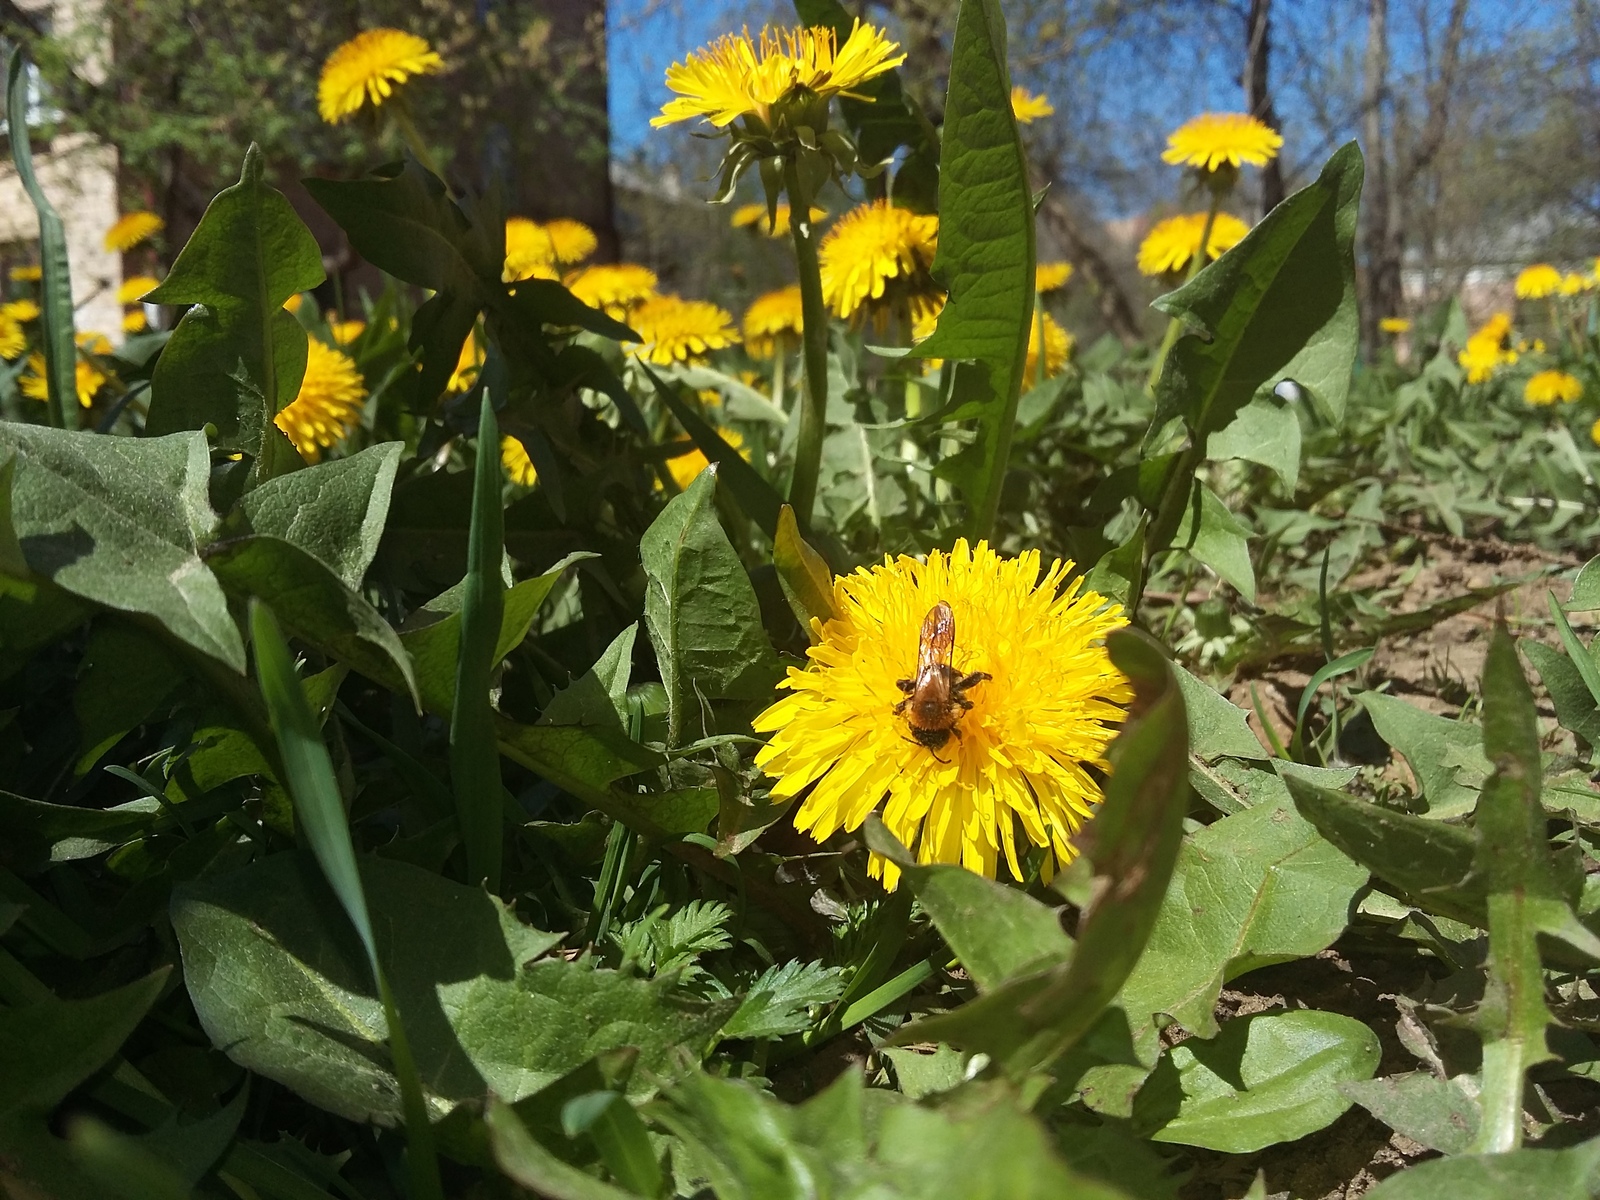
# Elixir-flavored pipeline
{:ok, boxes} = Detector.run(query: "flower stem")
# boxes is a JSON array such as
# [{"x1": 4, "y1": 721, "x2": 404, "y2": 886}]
[
  {"x1": 389, "y1": 96, "x2": 454, "y2": 199},
  {"x1": 783, "y1": 156, "x2": 829, "y2": 534},
  {"x1": 1144, "y1": 190, "x2": 1221, "y2": 395},
  {"x1": 771, "y1": 346, "x2": 786, "y2": 412}
]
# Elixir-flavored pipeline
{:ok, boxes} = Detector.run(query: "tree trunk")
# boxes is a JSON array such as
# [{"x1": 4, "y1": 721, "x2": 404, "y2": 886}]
[
  {"x1": 1242, "y1": 0, "x2": 1286, "y2": 215},
  {"x1": 1359, "y1": 0, "x2": 1401, "y2": 351},
  {"x1": 1038, "y1": 191, "x2": 1145, "y2": 347}
]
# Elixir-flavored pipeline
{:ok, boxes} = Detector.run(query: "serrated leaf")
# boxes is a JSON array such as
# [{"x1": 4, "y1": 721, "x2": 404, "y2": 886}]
[
  {"x1": 1173, "y1": 482, "x2": 1256, "y2": 602},
  {"x1": 1363, "y1": 1137, "x2": 1600, "y2": 1199},
  {"x1": 1358, "y1": 691, "x2": 1487, "y2": 818},
  {"x1": 1206, "y1": 396, "x2": 1301, "y2": 490},
  {"x1": 0, "y1": 424, "x2": 244, "y2": 670},
  {"x1": 1175, "y1": 665, "x2": 1268, "y2": 761},
  {"x1": 1134, "y1": 1009, "x2": 1380, "y2": 1152},
  {"x1": 722, "y1": 960, "x2": 846, "y2": 1040},
  {"x1": 1340, "y1": 1071, "x2": 1480, "y2": 1154}
]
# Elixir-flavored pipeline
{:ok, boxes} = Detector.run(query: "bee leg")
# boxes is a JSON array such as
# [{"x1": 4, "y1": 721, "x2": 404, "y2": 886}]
[
  {"x1": 892, "y1": 696, "x2": 911, "y2": 715},
  {"x1": 895, "y1": 677, "x2": 915, "y2": 694},
  {"x1": 956, "y1": 696, "x2": 974, "y2": 711},
  {"x1": 957, "y1": 670, "x2": 992, "y2": 690}
]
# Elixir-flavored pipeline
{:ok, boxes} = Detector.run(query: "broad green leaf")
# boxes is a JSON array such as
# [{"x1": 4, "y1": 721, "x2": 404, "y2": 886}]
[
  {"x1": 1175, "y1": 665, "x2": 1268, "y2": 761},
  {"x1": 1172, "y1": 483, "x2": 1256, "y2": 603},
  {"x1": 72, "y1": 1086, "x2": 246, "y2": 1197},
  {"x1": 1363, "y1": 1137, "x2": 1600, "y2": 1199},
  {"x1": 867, "y1": 820, "x2": 1073, "y2": 993},
  {"x1": 650, "y1": 366, "x2": 783, "y2": 539},
  {"x1": 1205, "y1": 396, "x2": 1302, "y2": 491},
  {"x1": 903, "y1": 0, "x2": 1034, "y2": 536},
  {"x1": 232, "y1": 442, "x2": 402, "y2": 587},
  {"x1": 496, "y1": 721, "x2": 664, "y2": 800},
  {"x1": 1568, "y1": 555, "x2": 1600, "y2": 611},
  {"x1": 0, "y1": 424, "x2": 244, "y2": 670},
  {"x1": 560, "y1": 1091, "x2": 663, "y2": 1197},
  {"x1": 889, "y1": 631, "x2": 1188, "y2": 1076},
  {"x1": 1547, "y1": 591, "x2": 1600, "y2": 709},
  {"x1": 1133, "y1": 1009, "x2": 1380, "y2": 1152},
  {"x1": 487, "y1": 1097, "x2": 639, "y2": 1200},
  {"x1": 1082, "y1": 517, "x2": 1145, "y2": 610},
  {"x1": 209, "y1": 535, "x2": 417, "y2": 703},
  {"x1": 640, "y1": 469, "x2": 781, "y2": 748},
  {"x1": 452, "y1": 396, "x2": 507, "y2": 892},
  {"x1": 1115, "y1": 797, "x2": 1367, "y2": 1058},
  {"x1": 1286, "y1": 775, "x2": 1485, "y2": 927},
  {"x1": 541, "y1": 623, "x2": 637, "y2": 730},
  {"x1": 1524, "y1": 640, "x2": 1600, "y2": 748},
  {"x1": 0, "y1": 446, "x2": 27, "y2": 576},
  {"x1": 145, "y1": 145, "x2": 323, "y2": 457},
  {"x1": 172, "y1": 852, "x2": 725, "y2": 1121},
  {"x1": 0, "y1": 791, "x2": 159, "y2": 874},
  {"x1": 1152, "y1": 143, "x2": 1362, "y2": 435},
  {"x1": 0, "y1": 968, "x2": 168, "y2": 1120},
  {"x1": 881, "y1": 1046, "x2": 966, "y2": 1101},
  {"x1": 7, "y1": 50, "x2": 76, "y2": 429},
  {"x1": 74, "y1": 620, "x2": 182, "y2": 774},
  {"x1": 1357, "y1": 691, "x2": 1487, "y2": 818},
  {"x1": 1340, "y1": 1071, "x2": 1480, "y2": 1155}
]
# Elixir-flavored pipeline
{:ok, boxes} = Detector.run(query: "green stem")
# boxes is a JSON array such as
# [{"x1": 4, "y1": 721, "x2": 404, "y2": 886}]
[
  {"x1": 1033, "y1": 295, "x2": 1047, "y2": 389},
  {"x1": 389, "y1": 97, "x2": 454, "y2": 199},
  {"x1": 1144, "y1": 193, "x2": 1221, "y2": 395},
  {"x1": 771, "y1": 345, "x2": 786, "y2": 412},
  {"x1": 783, "y1": 157, "x2": 829, "y2": 534}
]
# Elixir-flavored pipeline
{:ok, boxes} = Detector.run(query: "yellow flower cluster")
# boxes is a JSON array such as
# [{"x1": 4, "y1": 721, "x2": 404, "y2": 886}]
[
  {"x1": 105, "y1": 212, "x2": 164, "y2": 253},
  {"x1": 1025, "y1": 311, "x2": 1073, "y2": 383},
  {"x1": 627, "y1": 295, "x2": 739, "y2": 365},
  {"x1": 666, "y1": 427, "x2": 747, "y2": 492},
  {"x1": 753, "y1": 540, "x2": 1130, "y2": 889},
  {"x1": 505, "y1": 217, "x2": 599, "y2": 282},
  {"x1": 21, "y1": 333, "x2": 112, "y2": 408},
  {"x1": 743, "y1": 285, "x2": 804, "y2": 358},
  {"x1": 731, "y1": 202, "x2": 826, "y2": 239},
  {"x1": 1524, "y1": 369, "x2": 1583, "y2": 406},
  {"x1": 1010, "y1": 87, "x2": 1054, "y2": 124},
  {"x1": 501, "y1": 436, "x2": 538, "y2": 488},
  {"x1": 567, "y1": 264, "x2": 659, "y2": 321},
  {"x1": 653, "y1": 20, "x2": 904, "y2": 130},
  {"x1": 274, "y1": 338, "x2": 368, "y2": 461},
  {"x1": 1035, "y1": 262, "x2": 1073, "y2": 293},
  {"x1": 1458, "y1": 312, "x2": 1517, "y2": 384}
]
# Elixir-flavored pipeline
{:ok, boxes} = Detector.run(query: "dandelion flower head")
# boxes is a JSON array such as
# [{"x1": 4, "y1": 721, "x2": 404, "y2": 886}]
[
  {"x1": 21, "y1": 352, "x2": 106, "y2": 407},
  {"x1": 1010, "y1": 87, "x2": 1054, "y2": 124},
  {"x1": 1162, "y1": 112, "x2": 1282, "y2": 172},
  {"x1": 0, "y1": 314, "x2": 23, "y2": 360},
  {"x1": 1025, "y1": 311, "x2": 1073, "y2": 383},
  {"x1": 501, "y1": 436, "x2": 538, "y2": 488},
  {"x1": 743, "y1": 285, "x2": 804, "y2": 357},
  {"x1": 328, "y1": 320, "x2": 366, "y2": 346},
  {"x1": 1379, "y1": 317, "x2": 1411, "y2": 334},
  {"x1": 122, "y1": 309, "x2": 147, "y2": 334},
  {"x1": 1525, "y1": 369, "x2": 1582, "y2": 406},
  {"x1": 1459, "y1": 312, "x2": 1516, "y2": 384},
  {"x1": 652, "y1": 20, "x2": 904, "y2": 130},
  {"x1": 1561, "y1": 272, "x2": 1591, "y2": 297},
  {"x1": 567, "y1": 263, "x2": 659, "y2": 321},
  {"x1": 447, "y1": 332, "x2": 484, "y2": 394},
  {"x1": 1515, "y1": 264, "x2": 1563, "y2": 299},
  {"x1": 274, "y1": 339, "x2": 368, "y2": 461},
  {"x1": 754, "y1": 540, "x2": 1130, "y2": 889},
  {"x1": 731, "y1": 202, "x2": 826, "y2": 239},
  {"x1": 627, "y1": 294, "x2": 739, "y2": 365},
  {"x1": 2, "y1": 299, "x2": 38, "y2": 323},
  {"x1": 318, "y1": 29, "x2": 443, "y2": 124},
  {"x1": 117, "y1": 276, "x2": 161, "y2": 305},
  {"x1": 666, "y1": 427, "x2": 747, "y2": 492},
  {"x1": 504, "y1": 218, "x2": 559, "y2": 282},
  {"x1": 1035, "y1": 262, "x2": 1073, "y2": 293},
  {"x1": 105, "y1": 212, "x2": 164, "y2": 253},
  {"x1": 1136, "y1": 211, "x2": 1250, "y2": 277},
  {"x1": 9, "y1": 265, "x2": 40, "y2": 282},
  {"x1": 1591, "y1": 416, "x2": 1600, "y2": 449},
  {"x1": 819, "y1": 199, "x2": 941, "y2": 322}
]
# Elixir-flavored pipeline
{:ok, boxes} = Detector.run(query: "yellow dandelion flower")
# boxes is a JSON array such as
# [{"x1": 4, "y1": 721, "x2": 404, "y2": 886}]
[
  {"x1": 753, "y1": 540, "x2": 1131, "y2": 889},
  {"x1": 1010, "y1": 87, "x2": 1054, "y2": 124},
  {"x1": 447, "y1": 332, "x2": 484, "y2": 394},
  {"x1": 566, "y1": 263, "x2": 659, "y2": 321},
  {"x1": 627, "y1": 294, "x2": 739, "y2": 365},
  {"x1": 819, "y1": 199, "x2": 942, "y2": 322},
  {"x1": 273, "y1": 339, "x2": 368, "y2": 461},
  {"x1": 104, "y1": 212, "x2": 164, "y2": 253},
  {"x1": 743, "y1": 285, "x2": 804, "y2": 357},
  {"x1": 21, "y1": 352, "x2": 106, "y2": 406},
  {"x1": 1561, "y1": 272, "x2": 1591, "y2": 296},
  {"x1": 652, "y1": 20, "x2": 905, "y2": 130},
  {"x1": 1379, "y1": 317, "x2": 1411, "y2": 334},
  {"x1": 665, "y1": 427, "x2": 747, "y2": 492},
  {"x1": 116, "y1": 275, "x2": 161, "y2": 305},
  {"x1": 502, "y1": 435, "x2": 538, "y2": 488},
  {"x1": 9, "y1": 265, "x2": 40, "y2": 282},
  {"x1": 544, "y1": 219, "x2": 597, "y2": 266},
  {"x1": 78, "y1": 331, "x2": 113, "y2": 355},
  {"x1": 284, "y1": 293, "x2": 307, "y2": 316},
  {"x1": 317, "y1": 28, "x2": 443, "y2": 125},
  {"x1": 328, "y1": 319, "x2": 366, "y2": 345},
  {"x1": 1458, "y1": 313, "x2": 1516, "y2": 384},
  {"x1": 122, "y1": 308, "x2": 147, "y2": 334},
  {"x1": 1162, "y1": 112, "x2": 1283, "y2": 172},
  {"x1": 1136, "y1": 211, "x2": 1250, "y2": 277},
  {"x1": 503, "y1": 217, "x2": 558, "y2": 283},
  {"x1": 1515, "y1": 263, "x2": 1563, "y2": 299},
  {"x1": 1525, "y1": 369, "x2": 1583, "y2": 406},
  {"x1": 1024, "y1": 311, "x2": 1073, "y2": 383},
  {"x1": 1035, "y1": 262, "x2": 1073, "y2": 292},
  {"x1": 731, "y1": 202, "x2": 826, "y2": 238},
  {"x1": 1592, "y1": 416, "x2": 1600, "y2": 448},
  {"x1": 0, "y1": 314, "x2": 23, "y2": 360},
  {"x1": 2, "y1": 299, "x2": 39, "y2": 322}
]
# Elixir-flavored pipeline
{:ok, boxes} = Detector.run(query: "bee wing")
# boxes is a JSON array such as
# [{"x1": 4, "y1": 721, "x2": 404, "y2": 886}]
[{"x1": 917, "y1": 601, "x2": 956, "y2": 677}]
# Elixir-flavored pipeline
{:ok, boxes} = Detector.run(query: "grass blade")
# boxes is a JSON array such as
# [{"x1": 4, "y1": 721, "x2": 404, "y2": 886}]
[
  {"x1": 451, "y1": 393, "x2": 507, "y2": 892},
  {"x1": 250, "y1": 600, "x2": 443, "y2": 1200},
  {"x1": 7, "y1": 48, "x2": 76, "y2": 429}
]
